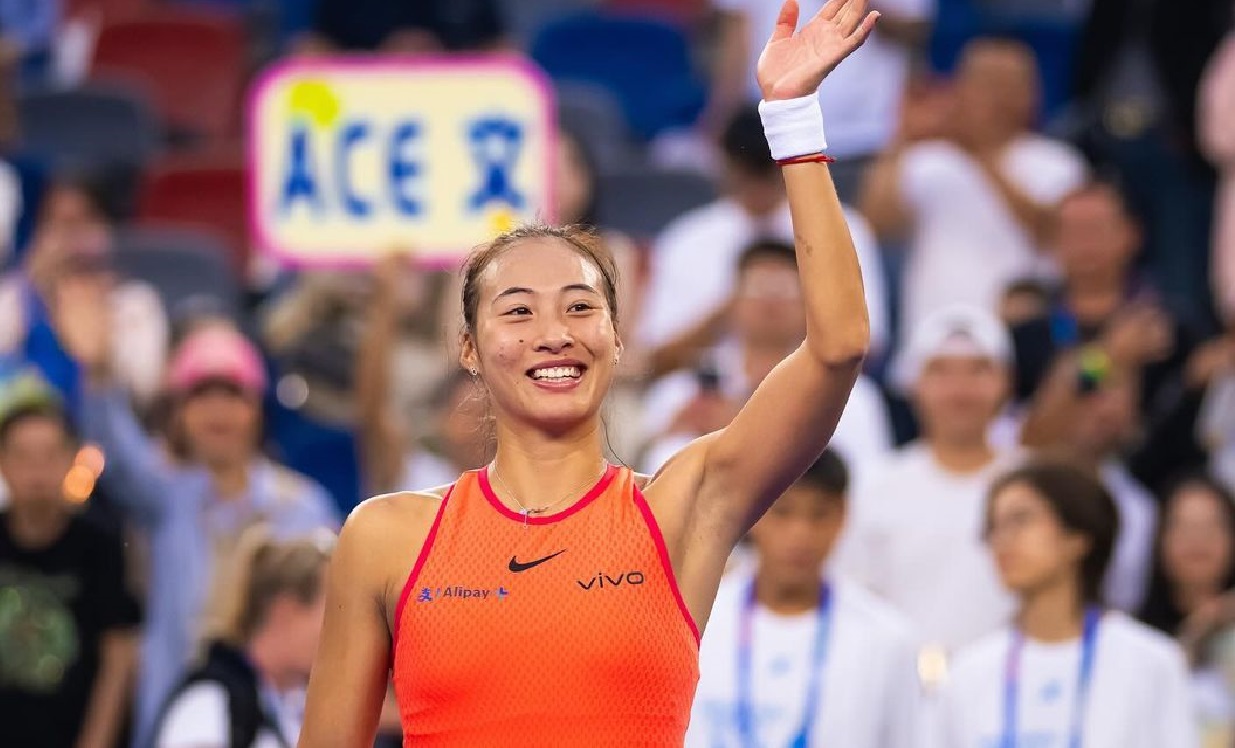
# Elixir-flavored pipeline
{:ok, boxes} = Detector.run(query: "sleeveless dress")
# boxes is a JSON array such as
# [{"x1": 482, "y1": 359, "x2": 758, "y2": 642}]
[{"x1": 391, "y1": 465, "x2": 700, "y2": 746}]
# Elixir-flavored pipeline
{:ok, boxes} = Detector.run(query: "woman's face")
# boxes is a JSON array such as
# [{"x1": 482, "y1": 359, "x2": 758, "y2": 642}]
[
  {"x1": 179, "y1": 383, "x2": 261, "y2": 467},
  {"x1": 461, "y1": 239, "x2": 619, "y2": 435},
  {"x1": 1161, "y1": 484, "x2": 1234, "y2": 592},
  {"x1": 986, "y1": 481, "x2": 1088, "y2": 597},
  {"x1": 555, "y1": 136, "x2": 594, "y2": 225}
]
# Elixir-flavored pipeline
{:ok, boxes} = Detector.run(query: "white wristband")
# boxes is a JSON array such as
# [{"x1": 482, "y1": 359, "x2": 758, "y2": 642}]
[{"x1": 758, "y1": 93, "x2": 828, "y2": 162}]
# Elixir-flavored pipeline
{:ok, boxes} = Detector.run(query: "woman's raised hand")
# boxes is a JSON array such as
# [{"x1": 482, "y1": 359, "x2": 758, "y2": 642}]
[{"x1": 756, "y1": 0, "x2": 879, "y2": 101}]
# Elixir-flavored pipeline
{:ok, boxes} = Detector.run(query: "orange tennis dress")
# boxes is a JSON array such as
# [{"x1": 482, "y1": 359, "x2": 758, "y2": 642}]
[{"x1": 391, "y1": 464, "x2": 700, "y2": 746}]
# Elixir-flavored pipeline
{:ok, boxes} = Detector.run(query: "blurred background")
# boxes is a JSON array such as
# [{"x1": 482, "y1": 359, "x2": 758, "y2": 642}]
[{"x1": 0, "y1": 0, "x2": 1233, "y2": 746}]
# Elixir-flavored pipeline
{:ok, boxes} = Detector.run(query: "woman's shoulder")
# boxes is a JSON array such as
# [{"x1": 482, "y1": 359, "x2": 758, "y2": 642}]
[{"x1": 347, "y1": 484, "x2": 453, "y2": 537}]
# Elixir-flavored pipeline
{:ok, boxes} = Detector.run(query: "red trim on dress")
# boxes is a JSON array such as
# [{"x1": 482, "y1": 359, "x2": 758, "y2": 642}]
[
  {"x1": 476, "y1": 464, "x2": 618, "y2": 525},
  {"x1": 632, "y1": 486, "x2": 702, "y2": 644},
  {"x1": 391, "y1": 483, "x2": 455, "y2": 654}
]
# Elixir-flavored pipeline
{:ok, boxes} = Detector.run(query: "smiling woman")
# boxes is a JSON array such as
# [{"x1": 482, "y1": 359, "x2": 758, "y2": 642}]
[{"x1": 297, "y1": 1, "x2": 879, "y2": 746}]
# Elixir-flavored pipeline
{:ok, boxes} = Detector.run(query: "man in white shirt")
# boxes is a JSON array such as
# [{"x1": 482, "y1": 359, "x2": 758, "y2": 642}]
[
  {"x1": 639, "y1": 240, "x2": 893, "y2": 481},
  {"x1": 638, "y1": 106, "x2": 889, "y2": 362},
  {"x1": 708, "y1": 0, "x2": 933, "y2": 201},
  {"x1": 687, "y1": 449, "x2": 920, "y2": 748},
  {"x1": 861, "y1": 38, "x2": 1088, "y2": 343},
  {"x1": 836, "y1": 304, "x2": 1019, "y2": 658}
]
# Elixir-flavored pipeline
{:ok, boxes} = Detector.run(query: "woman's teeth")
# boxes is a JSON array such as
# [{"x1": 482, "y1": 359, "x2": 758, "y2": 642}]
[{"x1": 531, "y1": 366, "x2": 582, "y2": 381}]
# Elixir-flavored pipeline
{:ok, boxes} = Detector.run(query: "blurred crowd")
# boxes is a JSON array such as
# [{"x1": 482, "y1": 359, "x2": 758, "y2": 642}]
[{"x1": 0, "y1": 0, "x2": 1234, "y2": 746}]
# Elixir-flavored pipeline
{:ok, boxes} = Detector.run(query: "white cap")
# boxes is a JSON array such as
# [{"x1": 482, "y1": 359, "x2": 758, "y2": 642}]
[{"x1": 892, "y1": 304, "x2": 1013, "y2": 391}]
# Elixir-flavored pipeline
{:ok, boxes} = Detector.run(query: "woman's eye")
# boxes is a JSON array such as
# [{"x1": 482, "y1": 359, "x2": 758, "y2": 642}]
[
  {"x1": 503, "y1": 306, "x2": 532, "y2": 316},
  {"x1": 568, "y1": 302, "x2": 595, "y2": 313}
]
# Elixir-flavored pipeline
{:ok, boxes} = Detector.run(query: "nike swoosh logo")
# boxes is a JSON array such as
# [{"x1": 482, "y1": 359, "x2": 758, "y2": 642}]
[{"x1": 508, "y1": 549, "x2": 566, "y2": 573}]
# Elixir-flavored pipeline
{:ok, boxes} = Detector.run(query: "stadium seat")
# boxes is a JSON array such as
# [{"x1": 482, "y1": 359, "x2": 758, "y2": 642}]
[
  {"x1": 65, "y1": 0, "x2": 150, "y2": 23},
  {"x1": 136, "y1": 158, "x2": 250, "y2": 276},
  {"x1": 531, "y1": 12, "x2": 706, "y2": 141},
  {"x1": 17, "y1": 83, "x2": 160, "y2": 172},
  {"x1": 602, "y1": 0, "x2": 709, "y2": 27},
  {"x1": 556, "y1": 82, "x2": 639, "y2": 171},
  {"x1": 111, "y1": 227, "x2": 242, "y2": 322},
  {"x1": 595, "y1": 166, "x2": 716, "y2": 239},
  {"x1": 91, "y1": 9, "x2": 247, "y2": 142}
]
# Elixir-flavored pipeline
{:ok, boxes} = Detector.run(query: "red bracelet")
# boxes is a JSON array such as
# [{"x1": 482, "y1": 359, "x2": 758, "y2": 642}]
[{"x1": 777, "y1": 153, "x2": 836, "y2": 166}]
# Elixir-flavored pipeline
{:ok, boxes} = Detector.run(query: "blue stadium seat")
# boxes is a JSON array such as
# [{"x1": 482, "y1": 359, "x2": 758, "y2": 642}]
[
  {"x1": 595, "y1": 166, "x2": 716, "y2": 239},
  {"x1": 531, "y1": 12, "x2": 706, "y2": 141}
]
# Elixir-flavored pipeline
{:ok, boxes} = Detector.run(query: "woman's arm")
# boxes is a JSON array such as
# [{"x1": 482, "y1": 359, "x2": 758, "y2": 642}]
[
  {"x1": 355, "y1": 255, "x2": 409, "y2": 495},
  {"x1": 298, "y1": 492, "x2": 440, "y2": 747},
  {"x1": 678, "y1": 0, "x2": 876, "y2": 545},
  {"x1": 55, "y1": 275, "x2": 176, "y2": 527}
]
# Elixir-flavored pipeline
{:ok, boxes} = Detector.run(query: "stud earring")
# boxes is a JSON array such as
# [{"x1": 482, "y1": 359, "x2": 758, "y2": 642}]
[{"x1": 469, "y1": 367, "x2": 478, "y2": 377}]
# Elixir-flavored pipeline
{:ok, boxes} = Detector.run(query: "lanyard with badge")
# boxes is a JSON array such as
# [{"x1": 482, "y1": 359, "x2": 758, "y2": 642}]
[
  {"x1": 1001, "y1": 607, "x2": 1102, "y2": 748},
  {"x1": 735, "y1": 580, "x2": 833, "y2": 748}
]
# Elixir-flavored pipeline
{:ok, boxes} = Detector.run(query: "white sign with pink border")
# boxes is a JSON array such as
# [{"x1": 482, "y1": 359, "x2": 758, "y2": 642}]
[{"x1": 248, "y1": 58, "x2": 557, "y2": 266}]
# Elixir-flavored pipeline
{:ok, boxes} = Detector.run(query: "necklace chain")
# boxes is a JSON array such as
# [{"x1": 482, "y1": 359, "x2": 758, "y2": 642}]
[{"x1": 489, "y1": 460, "x2": 608, "y2": 524}]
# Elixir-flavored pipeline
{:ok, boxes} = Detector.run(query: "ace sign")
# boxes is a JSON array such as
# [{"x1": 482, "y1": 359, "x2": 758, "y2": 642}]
[{"x1": 248, "y1": 58, "x2": 557, "y2": 265}]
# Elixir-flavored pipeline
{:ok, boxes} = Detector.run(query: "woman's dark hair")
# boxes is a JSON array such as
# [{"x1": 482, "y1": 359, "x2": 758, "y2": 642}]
[
  {"x1": 986, "y1": 458, "x2": 1120, "y2": 605},
  {"x1": 795, "y1": 448, "x2": 848, "y2": 497},
  {"x1": 1139, "y1": 473, "x2": 1235, "y2": 635},
  {"x1": 0, "y1": 402, "x2": 77, "y2": 448},
  {"x1": 459, "y1": 223, "x2": 620, "y2": 337},
  {"x1": 721, "y1": 105, "x2": 776, "y2": 179},
  {"x1": 736, "y1": 238, "x2": 797, "y2": 274}
]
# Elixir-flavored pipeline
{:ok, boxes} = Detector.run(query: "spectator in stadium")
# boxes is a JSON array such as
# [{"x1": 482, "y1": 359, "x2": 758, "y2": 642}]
[
  {"x1": 1140, "y1": 475, "x2": 1235, "y2": 646},
  {"x1": 1199, "y1": 25, "x2": 1235, "y2": 327},
  {"x1": 638, "y1": 105, "x2": 888, "y2": 365},
  {"x1": 0, "y1": 371, "x2": 140, "y2": 748},
  {"x1": 639, "y1": 239, "x2": 892, "y2": 481},
  {"x1": 151, "y1": 527, "x2": 333, "y2": 748},
  {"x1": 861, "y1": 38, "x2": 1087, "y2": 344},
  {"x1": 52, "y1": 287, "x2": 338, "y2": 744},
  {"x1": 707, "y1": 0, "x2": 932, "y2": 202},
  {"x1": 1139, "y1": 474, "x2": 1235, "y2": 741},
  {"x1": 835, "y1": 305, "x2": 1017, "y2": 657},
  {"x1": 1071, "y1": 0, "x2": 1231, "y2": 333},
  {"x1": 0, "y1": 176, "x2": 168, "y2": 411},
  {"x1": 357, "y1": 256, "x2": 488, "y2": 495},
  {"x1": 1013, "y1": 180, "x2": 1219, "y2": 494},
  {"x1": 687, "y1": 449, "x2": 919, "y2": 748},
  {"x1": 297, "y1": 0, "x2": 508, "y2": 55},
  {"x1": 938, "y1": 459, "x2": 1198, "y2": 747}
]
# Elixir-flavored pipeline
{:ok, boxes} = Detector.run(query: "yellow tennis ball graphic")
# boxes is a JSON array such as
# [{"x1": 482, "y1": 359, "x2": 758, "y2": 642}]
[
  {"x1": 287, "y1": 80, "x2": 341, "y2": 128},
  {"x1": 486, "y1": 206, "x2": 518, "y2": 236}
]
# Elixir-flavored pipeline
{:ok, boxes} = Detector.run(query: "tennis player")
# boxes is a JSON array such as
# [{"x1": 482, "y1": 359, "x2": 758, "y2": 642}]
[
  {"x1": 298, "y1": 1, "x2": 878, "y2": 745},
  {"x1": 938, "y1": 459, "x2": 1198, "y2": 747}
]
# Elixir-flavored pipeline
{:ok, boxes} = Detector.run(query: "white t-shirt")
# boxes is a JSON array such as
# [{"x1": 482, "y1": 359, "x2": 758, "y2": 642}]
[
  {"x1": 897, "y1": 137, "x2": 1087, "y2": 344},
  {"x1": 637, "y1": 199, "x2": 889, "y2": 361},
  {"x1": 715, "y1": 0, "x2": 934, "y2": 158},
  {"x1": 834, "y1": 442, "x2": 1019, "y2": 652},
  {"x1": 1099, "y1": 461, "x2": 1158, "y2": 614},
  {"x1": 938, "y1": 613, "x2": 1200, "y2": 748},
  {"x1": 639, "y1": 340, "x2": 893, "y2": 482},
  {"x1": 687, "y1": 572, "x2": 920, "y2": 748},
  {"x1": 154, "y1": 682, "x2": 296, "y2": 748}
]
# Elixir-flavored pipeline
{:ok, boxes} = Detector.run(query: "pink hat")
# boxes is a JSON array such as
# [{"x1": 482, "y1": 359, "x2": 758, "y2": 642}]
[{"x1": 167, "y1": 326, "x2": 267, "y2": 396}]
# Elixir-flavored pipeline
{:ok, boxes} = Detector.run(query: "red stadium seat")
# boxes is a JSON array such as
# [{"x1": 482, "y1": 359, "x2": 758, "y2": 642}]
[
  {"x1": 65, "y1": 0, "x2": 150, "y2": 23},
  {"x1": 136, "y1": 157, "x2": 250, "y2": 276},
  {"x1": 90, "y1": 10, "x2": 247, "y2": 142},
  {"x1": 602, "y1": 0, "x2": 710, "y2": 26}
]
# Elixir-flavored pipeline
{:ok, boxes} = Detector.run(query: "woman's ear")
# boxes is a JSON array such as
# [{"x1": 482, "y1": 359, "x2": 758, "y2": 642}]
[
  {"x1": 1063, "y1": 530, "x2": 1092, "y2": 567},
  {"x1": 459, "y1": 332, "x2": 479, "y2": 376}
]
